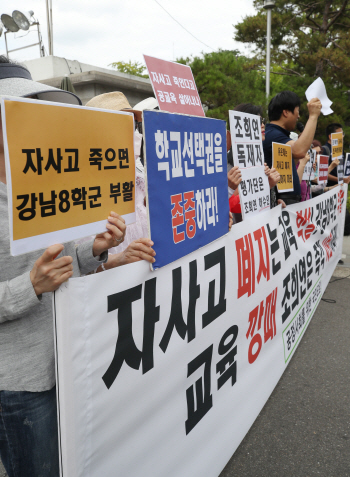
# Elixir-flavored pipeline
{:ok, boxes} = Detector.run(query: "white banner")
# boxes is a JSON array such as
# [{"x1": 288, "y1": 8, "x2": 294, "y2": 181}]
[{"x1": 54, "y1": 185, "x2": 347, "y2": 477}]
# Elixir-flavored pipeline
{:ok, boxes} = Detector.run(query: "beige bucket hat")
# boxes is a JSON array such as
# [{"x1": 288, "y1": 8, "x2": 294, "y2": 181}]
[{"x1": 85, "y1": 91, "x2": 142, "y2": 121}]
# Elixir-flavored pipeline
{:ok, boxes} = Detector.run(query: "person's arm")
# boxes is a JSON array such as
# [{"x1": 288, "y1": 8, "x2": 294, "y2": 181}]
[
  {"x1": 297, "y1": 153, "x2": 310, "y2": 182},
  {"x1": 286, "y1": 98, "x2": 322, "y2": 160},
  {"x1": 229, "y1": 194, "x2": 241, "y2": 213},
  {"x1": 97, "y1": 238, "x2": 156, "y2": 271},
  {"x1": 0, "y1": 244, "x2": 74, "y2": 323}
]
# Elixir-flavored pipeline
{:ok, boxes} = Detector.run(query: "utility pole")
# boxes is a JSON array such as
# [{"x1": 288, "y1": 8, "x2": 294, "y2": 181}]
[{"x1": 263, "y1": 0, "x2": 276, "y2": 98}]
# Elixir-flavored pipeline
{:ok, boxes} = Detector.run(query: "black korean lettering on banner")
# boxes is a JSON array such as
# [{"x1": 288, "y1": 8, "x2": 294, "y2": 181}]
[
  {"x1": 110, "y1": 183, "x2": 121, "y2": 203},
  {"x1": 118, "y1": 148, "x2": 129, "y2": 169},
  {"x1": 39, "y1": 190, "x2": 57, "y2": 217},
  {"x1": 185, "y1": 345, "x2": 213, "y2": 435},
  {"x1": 234, "y1": 116, "x2": 243, "y2": 138},
  {"x1": 104, "y1": 148, "x2": 117, "y2": 170},
  {"x1": 64, "y1": 149, "x2": 79, "y2": 172},
  {"x1": 71, "y1": 187, "x2": 87, "y2": 209},
  {"x1": 187, "y1": 260, "x2": 200, "y2": 342},
  {"x1": 313, "y1": 240, "x2": 325, "y2": 275},
  {"x1": 122, "y1": 181, "x2": 134, "y2": 202},
  {"x1": 22, "y1": 149, "x2": 42, "y2": 175},
  {"x1": 45, "y1": 148, "x2": 63, "y2": 173},
  {"x1": 279, "y1": 210, "x2": 298, "y2": 260},
  {"x1": 88, "y1": 186, "x2": 102, "y2": 208},
  {"x1": 237, "y1": 144, "x2": 246, "y2": 167},
  {"x1": 202, "y1": 247, "x2": 226, "y2": 328},
  {"x1": 159, "y1": 260, "x2": 201, "y2": 351},
  {"x1": 58, "y1": 190, "x2": 70, "y2": 213},
  {"x1": 17, "y1": 193, "x2": 37, "y2": 221},
  {"x1": 89, "y1": 148, "x2": 103, "y2": 169},
  {"x1": 159, "y1": 267, "x2": 186, "y2": 352},
  {"x1": 216, "y1": 325, "x2": 238, "y2": 390},
  {"x1": 266, "y1": 223, "x2": 281, "y2": 275},
  {"x1": 102, "y1": 278, "x2": 160, "y2": 389}
]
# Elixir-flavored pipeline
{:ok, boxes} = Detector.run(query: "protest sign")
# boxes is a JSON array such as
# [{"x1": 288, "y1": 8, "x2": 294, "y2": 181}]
[
  {"x1": 144, "y1": 54, "x2": 205, "y2": 117},
  {"x1": 318, "y1": 155, "x2": 329, "y2": 185},
  {"x1": 337, "y1": 157, "x2": 344, "y2": 185},
  {"x1": 2, "y1": 97, "x2": 135, "y2": 256},
  {"x1": 54, "y1": 185, "x2": 347, "y2": 477},
  {"x1": 143, "y1": 110, "x2": 229, "y2": 269},
  {"x1": 331, "y1": 132, "x2": 343, "y2": 160},
  {"x1": 302, "y1": 150, "x2": 316, "y2": 181},
  {"x1": 272, "y1": 142, "x2": 293, "y2": 192},
  {"x1": 238, "y1": 166, "x2": 270, "y2": 220},
  {"x1": 228, "y1": 111, "x2": 264, "y2": 169},
  {"x1": 344, "y1": 153, "x2": 350, "y2": 177}
]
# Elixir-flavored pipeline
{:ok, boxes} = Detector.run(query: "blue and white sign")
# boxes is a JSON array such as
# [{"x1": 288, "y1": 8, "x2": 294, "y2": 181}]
[{"x1": 143, "y1": 110, "x2": 229, "y2": 269}]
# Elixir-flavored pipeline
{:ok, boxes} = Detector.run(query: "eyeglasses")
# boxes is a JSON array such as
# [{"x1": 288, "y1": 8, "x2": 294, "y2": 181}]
[{"x1": 260, "y1": 117, "x2": 266, "y2": 125}]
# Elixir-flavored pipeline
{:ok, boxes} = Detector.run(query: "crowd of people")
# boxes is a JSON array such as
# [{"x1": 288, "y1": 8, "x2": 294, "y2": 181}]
[{"x1": 0, "y1": 53, "x2": 348, "y2": 477}]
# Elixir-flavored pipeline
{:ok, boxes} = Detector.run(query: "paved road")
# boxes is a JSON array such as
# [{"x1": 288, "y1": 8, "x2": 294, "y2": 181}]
[
  {"x1": 219, "y1": 239, "x2": 350, "y2": 477},
  {"x1": 1, "y1": 238, "x2": 349, "y2": 477}
]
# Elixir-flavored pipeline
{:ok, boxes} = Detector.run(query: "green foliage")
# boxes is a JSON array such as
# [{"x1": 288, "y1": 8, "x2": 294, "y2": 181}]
[
  {"x1": 177, "y1": 50, "x2": 267, "y2": 123},
  {"x1": 234, "y1": 0, "x2": 350, "y2": 144},
  {"x1": 109, "y1": 61, "x2": 149, "y2": 78},
  {"x1": 347, "y1": 189, "x2": 350, "y2": 212}
]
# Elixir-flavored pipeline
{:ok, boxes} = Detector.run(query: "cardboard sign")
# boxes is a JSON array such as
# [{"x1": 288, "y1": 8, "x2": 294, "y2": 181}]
[
  {"x1": 238, "y1": 166, "x2": 270, "y2": 220},
  {"x1": 2, "y1": 97, "x2": 135, "y2": 256},
  {"x1": 54, "y1": 186, "x2": 347, "y2": 477},
  {"x1": 144, "y1": 54, "x2": 205, "y2": 117},
  {"x1": 318, "y1": 155, "x2": 329, "y2": 185},
  {"x1": 143, "y1": 110, "x2": 229, "y2": 269},
  {"x1": 272, "y1": 142, "x2": 293, "y2": 192},
  {"x1": 344, "y1": 153, "x2": 350, "y2": 177},
  {"x1": 302, "y1": 150, "x2": 316, "y2": 181},
  {"x1": 331, "y1": 132, "x2": 343, "y2": 160},
  {"x1": 228, "y1": 111, "x2": 264, "y2": 169}
]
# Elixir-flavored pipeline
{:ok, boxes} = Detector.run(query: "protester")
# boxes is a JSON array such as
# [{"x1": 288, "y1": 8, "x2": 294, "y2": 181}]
[
  {"x1": 0, "y1": 58, "x2": 141, "y2": 477},
  {"x1": 322, "y1": 122, "x2": 350, "y2": 187},
  {"x1": 263, "y1": 91, "x2": 322, "y2": 205}
]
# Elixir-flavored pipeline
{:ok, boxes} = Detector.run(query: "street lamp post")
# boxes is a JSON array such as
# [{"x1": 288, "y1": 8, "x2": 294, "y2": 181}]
[{"x1": 263, "y1": 0, "x2": 276, "y2": 98}]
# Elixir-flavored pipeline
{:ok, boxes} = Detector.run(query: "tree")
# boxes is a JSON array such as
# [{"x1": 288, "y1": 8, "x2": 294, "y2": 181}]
[
  {"x1": 234, "y1": 0, "x2": 350, "y2": 143},
  {"x1": 109, "y1": 61, "x2": 149, "y2": 78},
  {"x1": 177, "y1": 50, "x2": 267, "y2": 122}
]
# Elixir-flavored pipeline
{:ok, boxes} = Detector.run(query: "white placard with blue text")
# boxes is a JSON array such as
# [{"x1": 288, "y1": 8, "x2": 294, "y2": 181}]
[{"x1": 143, "y1": 110, "x2": 229, "y2": 269}]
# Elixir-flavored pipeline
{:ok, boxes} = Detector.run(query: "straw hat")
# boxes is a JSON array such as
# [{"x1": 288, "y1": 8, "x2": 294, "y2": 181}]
[
  {"x1": 0, "y1": 62, "x2": 81, "y2": 105},
  {"x1": 85, "y1": 92, "x2": 142, "y2": 121}
]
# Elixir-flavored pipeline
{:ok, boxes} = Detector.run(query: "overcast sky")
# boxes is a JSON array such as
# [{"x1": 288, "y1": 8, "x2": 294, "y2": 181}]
[{"x1": 1, "y1": 0, "x2": 257, "y2": 69}]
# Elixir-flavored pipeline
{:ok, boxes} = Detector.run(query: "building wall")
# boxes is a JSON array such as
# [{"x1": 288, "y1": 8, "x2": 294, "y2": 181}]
[{"x1": 23, "y1": 56, "x2": 154, "y2": 106}]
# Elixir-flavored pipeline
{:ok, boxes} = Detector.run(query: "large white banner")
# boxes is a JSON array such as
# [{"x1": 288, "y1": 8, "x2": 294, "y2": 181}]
[{"x1": 54, "y1": 185, "x2": 347, "y2": 477}]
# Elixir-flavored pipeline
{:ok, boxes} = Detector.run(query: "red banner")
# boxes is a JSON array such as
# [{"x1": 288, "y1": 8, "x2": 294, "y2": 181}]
[{"x1": 144, "y1": 54, "x2": 205, "y2": 117}]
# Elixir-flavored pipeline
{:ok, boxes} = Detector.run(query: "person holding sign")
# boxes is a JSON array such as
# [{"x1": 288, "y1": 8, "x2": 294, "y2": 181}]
[
  {"x1": 0, "y1": 57, "x2": 128, "y2": 477},
  {"x1": 322, "y1": 123, "x2": 350, "y2": 187},
  {"x1": 263, "y1": 91, "x2": 322, "y2": 205}
]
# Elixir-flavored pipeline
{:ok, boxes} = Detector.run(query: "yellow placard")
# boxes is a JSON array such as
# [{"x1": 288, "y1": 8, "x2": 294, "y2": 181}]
[
  {"x1": 4, "y1": 99, "x2": 135, "y2": 242},
  {"x1": 272, "y1": 142, "x2": 293, "y2": 192},
  {"x1": 331, "y1": 132, "x2": 343, "y2": 159}
]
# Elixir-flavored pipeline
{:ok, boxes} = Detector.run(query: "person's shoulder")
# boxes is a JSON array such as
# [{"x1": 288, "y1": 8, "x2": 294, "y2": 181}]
[{"x1": 265, "y1": 124, "x2": 289, "y2": 145}]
